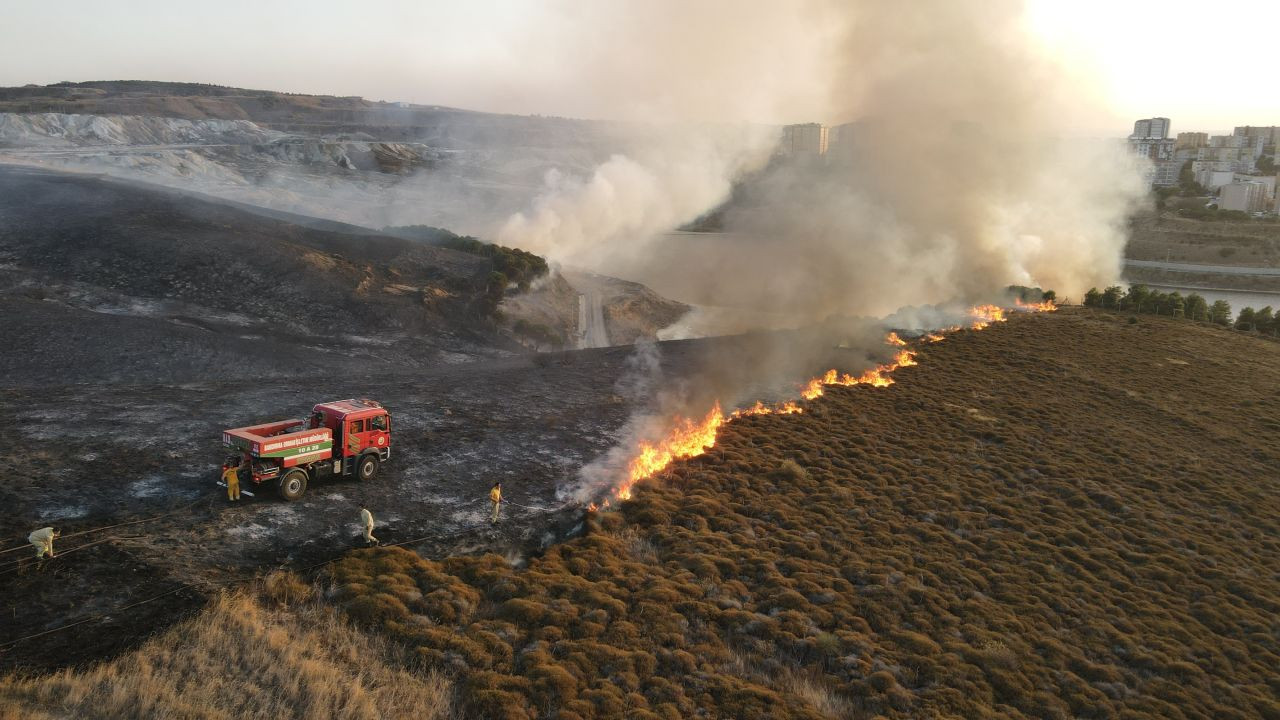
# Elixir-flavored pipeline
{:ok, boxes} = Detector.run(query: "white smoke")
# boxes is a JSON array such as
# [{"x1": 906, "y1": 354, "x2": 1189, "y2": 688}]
[
  {"x1": 495, "y1": 126, "x2": 775, "y2": 269},
  {"x1": 486, "y1": 0, "x2": 1151, "y2": 505},
  {"x1": 492, "y1": 0, "x2": 1147, "y2": 326}
]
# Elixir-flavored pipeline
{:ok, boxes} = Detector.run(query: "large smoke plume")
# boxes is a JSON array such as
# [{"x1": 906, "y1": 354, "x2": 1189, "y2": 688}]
[
  {"x1": 487, "y1": 0, "x2": 1149, "y2": 502},
  {"x1": 495, "y1": 0, "x2": 1146, "y2": 322}
]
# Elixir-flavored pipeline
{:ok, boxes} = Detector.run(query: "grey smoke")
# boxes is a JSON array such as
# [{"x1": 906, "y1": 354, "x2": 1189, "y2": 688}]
[
  {"x1": 500, "y1": 0, "x2": 1149, "y2": 503},
  {"x1": 495, "y1": 0, "x2": 1147, "y2": 324}
]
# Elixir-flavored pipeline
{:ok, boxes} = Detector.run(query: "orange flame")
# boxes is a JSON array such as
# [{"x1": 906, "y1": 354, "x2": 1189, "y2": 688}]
[
  {"x1": 1015, "y1": 298, "x2": 1058, "y2": 312},
  {"x1": 968, "y1": 304, "x2": 1007, "y2": 330},
  {"x1": 616, "y1": 403, "x2": 725, "y2": 500},
  {"x1": 729, "y1": 400, "x2": 805, "y2": 419},
  {"x1": 801, "y1": 349, "x2": 918, "y2": 400},
  {"x1": 590, "y1": 300, "x2": 1059, "y2": 510}
]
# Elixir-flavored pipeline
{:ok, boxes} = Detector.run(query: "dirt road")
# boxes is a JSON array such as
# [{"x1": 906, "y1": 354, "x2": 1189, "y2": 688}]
[{"x1": 577, "y1": 291, "x2": 610, "y2": 349}]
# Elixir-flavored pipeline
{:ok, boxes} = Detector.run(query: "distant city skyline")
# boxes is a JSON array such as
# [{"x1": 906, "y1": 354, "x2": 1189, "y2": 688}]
[{"x1": 1, "y1": 0, "x2": 1277, "y2": 134}]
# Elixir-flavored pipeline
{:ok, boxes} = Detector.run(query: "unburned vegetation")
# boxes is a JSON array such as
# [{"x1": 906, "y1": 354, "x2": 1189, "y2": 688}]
[
  {"x1": 328, "y1": 309, "x2": 1280, "y2": 719},
  {"x1": 0, "y1": 574, "x2": 453, "y2": 720}
]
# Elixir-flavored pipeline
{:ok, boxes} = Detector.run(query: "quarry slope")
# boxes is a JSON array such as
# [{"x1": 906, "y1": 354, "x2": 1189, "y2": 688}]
[
  {"x1": 0, "y1": 82, "x2": 641, "y2": 231},
  {"x1": 325, "y1": 309, "x2": 1279, "y2": 719}
]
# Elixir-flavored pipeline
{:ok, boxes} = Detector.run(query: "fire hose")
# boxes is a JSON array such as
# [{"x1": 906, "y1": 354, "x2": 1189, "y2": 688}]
[
  {"x1": 502, "y1": 500, "x2": 573, "y2": 513},
  {"x1": 1, "y1": 496, "x2": 595, "y2": 650},
  {"x1": 0, "y1": 497, "x2": 207, "y2": 557}
]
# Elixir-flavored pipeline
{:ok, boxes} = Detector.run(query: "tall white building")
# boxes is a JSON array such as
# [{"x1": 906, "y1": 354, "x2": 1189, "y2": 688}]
[
  {"x1": 1196, "y1": 140, "x2": 1260, "y2": 172},
  {"x1": 1126, "y1": 117, "x2": 1177, "y2": 187},
  {"x1": 780, "y1": 123, "x2": 829, "y2": 159},
  {"x1": 1131, "y1": 138, "x2": 1176, "y2": 162},
  {"x1": 1176, "y1": 132, "x2": 1209, "y2": 149},
  {"x1": 1131, "y1": 117, "x2": 1171, "y2": 139},
  {"x1": 1150, "y1": 161, "x2": 1181, "y2": 187},
  {"x1": 1233, "y1": 126, "x2": 1280, "y2": 145},
  {"x1": 1195, "y1": 168, "x2": 1237, "y2": 191},
  {"x1": 1219, "y1": 181, "x2": 1269, "y2": 213}
]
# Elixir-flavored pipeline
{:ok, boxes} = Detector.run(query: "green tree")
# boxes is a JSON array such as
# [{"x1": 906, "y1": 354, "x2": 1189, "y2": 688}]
[
  {"x1": 485, "y1": 271, "x2": 509, "y2": 311},
  {"x1": 1235, "y1": 307, "x2": 1256, "y2": 331},
  {"x1": 1209, "y1": 299, "x2": 1233, "y2": 326},
  {"x1": 1184, "y1": 293, "x2": 1208, "y2": 321},
  {"x1": 1178, "y1": 160, "x2": 1208, "y2": 196},
  {"x1": 1258, "y1": 155, "x2": 1276, "y2": 174},
  {"x1": 1042, "y1": 289, "x2": 1057, "y2": 303},
  {"x1": 1254, "y1": 306, "x2": 1274, "y2": 335},
  {"x1": 1169, "y1": 291, "x2": 1185, "y2": 319},
  {"x1": 1102, "y1": 286, "x2": 1124, "y2": 310},
  {"x1": 1126, "y1": 281, "x2": 1146, "y2": 310},
  {"x1": 1083, "y1": 287, "x2": 1101, "y2": 307}
]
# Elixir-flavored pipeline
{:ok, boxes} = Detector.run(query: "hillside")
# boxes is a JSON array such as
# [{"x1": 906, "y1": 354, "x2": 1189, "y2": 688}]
[
  {"x1": 0, "y1": 81, "x2": 611, "y2": 146},
  {"x1": 4, "y1": 309, "x2": 1277, "y2": 718},
  {"x1": 0, "y1": 165, "x2": 522, "y2": 383},
  {"x1": 0, "y1": 81, "x2": 640, "y2": 231},
  {"x1": 0, "y1": 583, "x2": 454, "y2": 720},
  {"x1": 322, "y1": 309, "x2": 1278, "y2": 719},
  {"x1": 1126, "y1": 212, "x2": 1280, "y2": 292}
]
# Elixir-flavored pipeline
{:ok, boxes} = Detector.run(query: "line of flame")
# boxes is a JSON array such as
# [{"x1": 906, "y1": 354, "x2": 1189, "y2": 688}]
[
  {"x1": 590, "y1": 302, "x2": 1055, "y2": 509},
  {"x1": 800, "y1": 349, "x2": 918, "y2": 400},
  {"x1": 1015, "y1": 298, "x2": 1059, "y2": 313}
]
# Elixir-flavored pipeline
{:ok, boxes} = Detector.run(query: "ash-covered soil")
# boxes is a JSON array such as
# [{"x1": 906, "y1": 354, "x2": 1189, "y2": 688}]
[
  {"x1": 0, "y1": 330, "x2": 886, "y2": 672},
  {"x1": 1, "y1": 163, "x2": 877, "y2": 672},
  {"x1": 0, "y1": 164, "x2": 520, "y2": 385},
  {"x1": 0, "y1": 164, "x2": 734, "y2": 672},
  {"x1": 0, "y1": 347, "x2": 632, "y2": 671}
]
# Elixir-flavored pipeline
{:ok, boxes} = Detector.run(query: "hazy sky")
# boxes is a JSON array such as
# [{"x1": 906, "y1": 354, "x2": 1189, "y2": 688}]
[{"x1": 1, "y1": 0, "x2": 1276, "y2": 135}]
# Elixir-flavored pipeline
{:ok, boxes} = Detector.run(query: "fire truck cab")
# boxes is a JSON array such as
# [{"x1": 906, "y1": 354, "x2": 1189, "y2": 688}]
[{"x1": 221, "y1": 398, "x2": 392, "y2": 501}]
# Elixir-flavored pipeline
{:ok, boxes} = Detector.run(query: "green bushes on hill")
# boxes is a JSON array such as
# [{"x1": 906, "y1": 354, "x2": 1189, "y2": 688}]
[
  {"x1": 1005, "y1": 285, "x2": 1055, "y2": 303},
  {"x1": 383, "y1": 225, "x2": 549, "y2": 292},
  {"x1": 1082, "y1": 284, "x2": 1278, "y2": 333}
]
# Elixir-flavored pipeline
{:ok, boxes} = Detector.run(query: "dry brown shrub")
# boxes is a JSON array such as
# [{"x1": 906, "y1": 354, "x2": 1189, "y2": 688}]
[
  {"x1": 319, "y1": 311, "x2": 1280, "y2": 719},
  {"x1": 0, "y1": 590, "x2": 452, "y2": 720}
]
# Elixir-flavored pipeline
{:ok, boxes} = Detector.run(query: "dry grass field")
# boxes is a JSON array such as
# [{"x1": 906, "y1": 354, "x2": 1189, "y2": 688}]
[
  {"x1": 3, "y1": 309, "x2": 1276, "y2": 719},
  {"x1": 0, "y1": 574, "x2": 453, "y2": 720},
  {"x1": 328, "y1": 308, "x2": 1280, "y2": 719}
]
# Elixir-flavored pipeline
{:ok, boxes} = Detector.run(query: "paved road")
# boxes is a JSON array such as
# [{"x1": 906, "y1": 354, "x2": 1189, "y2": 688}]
[
  {"x1": 577, "y1": 292, "x2": 610, "y2": 349},
  {"x1": 1125, "y1": 259, "x2": 1280, "y2": 276}
]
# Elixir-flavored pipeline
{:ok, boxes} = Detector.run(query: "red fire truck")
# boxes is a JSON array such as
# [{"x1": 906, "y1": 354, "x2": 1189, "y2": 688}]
[{"x1": 221, "y1": 398, "x2": 392, "y2": 501}]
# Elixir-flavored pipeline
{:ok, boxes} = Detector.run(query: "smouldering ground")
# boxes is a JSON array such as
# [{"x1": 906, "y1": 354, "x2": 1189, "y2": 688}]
[{"x1": 328, "y1": 308, "x2": 1280, "y2": 719}]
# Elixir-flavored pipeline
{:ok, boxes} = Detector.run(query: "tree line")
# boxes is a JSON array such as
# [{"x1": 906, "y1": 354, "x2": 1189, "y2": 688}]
[{"x1": 1083, "y1": 284, "x2": 1280, "y2": 334}]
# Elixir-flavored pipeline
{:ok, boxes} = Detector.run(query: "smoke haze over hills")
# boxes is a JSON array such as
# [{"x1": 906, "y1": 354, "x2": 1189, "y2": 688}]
[{"x1": 493, "y1": 0, "x2": 1147, "y2": 325}]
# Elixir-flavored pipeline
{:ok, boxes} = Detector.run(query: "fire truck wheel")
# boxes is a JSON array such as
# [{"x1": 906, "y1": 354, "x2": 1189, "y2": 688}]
[
  {"x1": 277, "y1": 469, "x2": 308, "y2": 501},
  {"x1": 357, "y1": 454, "x2": 379, "y2": 481}
]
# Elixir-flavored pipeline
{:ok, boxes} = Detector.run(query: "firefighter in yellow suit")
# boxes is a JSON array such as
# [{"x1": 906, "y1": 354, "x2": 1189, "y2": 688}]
[
  {"x1": 489, "y1": 482, "x2": 502, "y2": 524},
  {"x1": 360, "y1": 507, "x2": 377, "y2": 545},
  {"x1": 29, "y1": 527, "x2": 58, "y2": 559},
  {"x1": 221, "y1": 459, "x2": 241, "y2": 501}
]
